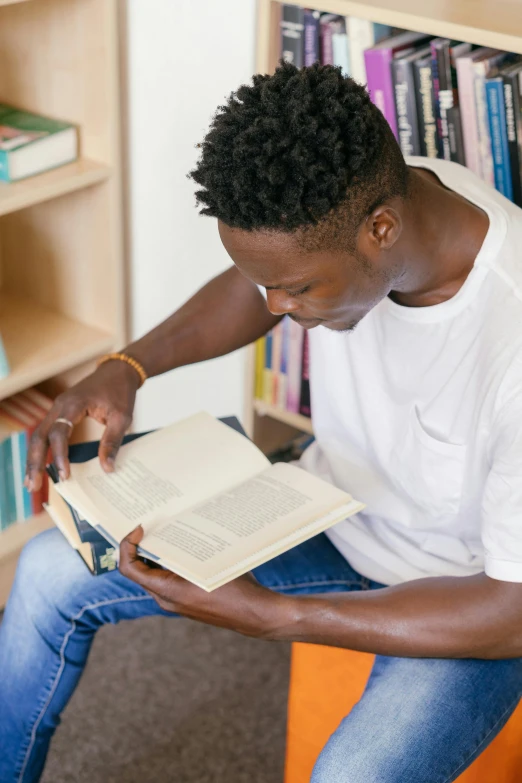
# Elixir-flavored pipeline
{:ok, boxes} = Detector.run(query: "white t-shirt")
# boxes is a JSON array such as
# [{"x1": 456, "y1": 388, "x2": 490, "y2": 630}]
[{"x1": 297, "y1": 156, "x2": 522, "y2": 586}]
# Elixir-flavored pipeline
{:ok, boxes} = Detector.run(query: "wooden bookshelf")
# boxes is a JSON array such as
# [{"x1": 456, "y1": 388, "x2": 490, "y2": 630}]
[
  {"x1": 248, "y1": 0, "x2": 522, "y2": 446},
  {"x1": 0, "y1": 0, "x2": 125, "y2": 608}
]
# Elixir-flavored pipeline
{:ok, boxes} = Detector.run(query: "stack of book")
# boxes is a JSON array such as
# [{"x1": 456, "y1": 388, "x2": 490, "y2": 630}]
[
  {"x1": 255, "y1": 316, "x2": 310, "y2": 418},
  {"x1": 0, "y1": 388, "x2": 53, "y2": 531},
  {"x1": 280, "y1": 5, "x2": 522, "y2": 204}
]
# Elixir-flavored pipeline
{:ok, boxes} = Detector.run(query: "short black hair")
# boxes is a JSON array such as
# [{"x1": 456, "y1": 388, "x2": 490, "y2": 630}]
[{"x1": 190, "y1": 61, "x2": 409, "y2": 247}]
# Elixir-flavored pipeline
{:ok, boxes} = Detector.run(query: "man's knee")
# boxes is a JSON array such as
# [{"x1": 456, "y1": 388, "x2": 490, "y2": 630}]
[{"x1": 311, "y1": 733, "x2": 400, "y2": 783}]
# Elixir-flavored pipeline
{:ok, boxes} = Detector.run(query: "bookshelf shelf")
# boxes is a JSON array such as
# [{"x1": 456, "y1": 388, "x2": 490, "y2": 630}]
[
  {"x1": 0, "y1": 0, "x2": 31, "y2": 6},
  {"x1": 0, "y1": 159, "x2": 111, "y2": 218},
  {"x1": 0, "y1": 294, "x2": 114, "y2": 401},
  {"x1": 254, "y1": 399, "x2": 314, "y2": 435},
  {"x1": 257, "y1": 0, "x2": 522, "y2": 74}
]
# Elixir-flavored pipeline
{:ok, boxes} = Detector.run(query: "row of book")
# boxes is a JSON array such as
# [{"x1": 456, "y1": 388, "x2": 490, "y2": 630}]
[
  {"x1": 0, "y1": 388, "x2": 53, "y2": 531},
  {"x1": 255, "y1": 317, "x2": 310, "y2": 418},
  {"x1": 281, "y1": 6, "x2": 522, "y2": 205}
]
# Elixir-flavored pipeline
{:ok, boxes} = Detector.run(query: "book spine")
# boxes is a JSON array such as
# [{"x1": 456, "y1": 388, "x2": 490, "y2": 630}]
[
  {"x1": 281, "y1": 5, "x2": 304, "y2": 67},
  {"x1": 413, "y1": 58, "x2": 438, "y2": 157},
  {"x1": 364, "y1": 47, "x2": 398, "y2": 138},
  {"x1": 299, "y1": 332, "x2": 311, "y2": 417},
  {"x1": 286, "y1": 320, "x2": 304, "y2": 413},
  {"x1": 502, "y1": 71, "x2": 522, "y2": 206},
  {"x1": 435, "y1": 40, "x2": 454, "y2": 160},
  {"x1": 0, "y1": 332, "x2": 9, "y2": 378},
  {"x1": 319, "y1": 16, "x2": 334, "y2": 66},
  {"x1": 254, "y1": 337, "x2": 265, "y2": 399},
  {"x1": 392, "y1": 57, "x2": 421, "y2": 156},
  {"x1": 303, "y1": 9, "x2": 320, "y2": 66},
  {"x1": 347, "y1": 18, "x2": 375, "y2": 85},
  {"x1": 271, "y1": 321, "x2": 283, "y2": 406},
  {"x1": 446, "y1": 105, "x2": 466, "y2": 164},
  {"x1": 3, "y1": 436, "x2": 17, "y2": 526},
  {"x1": 0, "y1": 149, "x2": 10, "y2": 182},
  {"x1": 474, "y1": 62, "x2": 495, "y2": 186},
  {"x1": 430, "y1": 41, "x2": 443, "y2": 156},
  {"x1": 486, "y1": 77, "x2": 513, "y2": 200},
  {"x1": 91, "y1": 540, "x2": 118, "y2": 574},
  {"x1": 332, "y1": 31, "x2": 350, "y2": 77},
  {"x1": 19, "y1": 431, "x2": 32, "y2": 518},
  {"x1": 456, "y1": 55, "x2": 482, "y2": 175},
  {"x1": 277, "y1": 317, "x2": 289, "y2": 409},
  {"x1": 0, "y1": 440, "x2": 8, "y2": 530},
  {"x1": 11, "y1": 432, "x2": 26, "y2": 522},
  {"x1": 263, "y1": 331, "x2": 273, "y2": 405}
]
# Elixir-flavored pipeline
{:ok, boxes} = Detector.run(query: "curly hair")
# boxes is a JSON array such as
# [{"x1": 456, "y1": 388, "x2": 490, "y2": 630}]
[{"x1": 189, "y1": 61, "x2": 409, "y2": 248}]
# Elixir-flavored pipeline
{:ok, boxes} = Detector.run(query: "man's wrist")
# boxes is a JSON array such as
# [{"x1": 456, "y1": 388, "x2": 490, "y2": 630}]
[{"x1": 257, "y1": 592, "x2": 304, "y2": 642}]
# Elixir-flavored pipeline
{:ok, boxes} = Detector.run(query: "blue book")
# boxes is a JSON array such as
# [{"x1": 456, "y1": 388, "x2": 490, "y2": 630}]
[
  {"x1": 2, "y1": 436, "x2": 17, "y2": 527},
  {"x1": 11, "y1": 431, "x2": 32, "y2": 520},
  {"x1": 0, "y1": 439, "x2": 8, "y2": 530},
  {"x1": 0, "y1": 332, "x2": 9, "y2": 379},
  {"x1": 486, "y1": 76, "x2": 514, "y2": 201}
]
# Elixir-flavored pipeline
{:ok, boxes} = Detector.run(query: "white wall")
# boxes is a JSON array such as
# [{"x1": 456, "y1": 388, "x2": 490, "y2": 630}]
[{"x1": 125, "y1": 0, "x2": 257, "y2": 431}]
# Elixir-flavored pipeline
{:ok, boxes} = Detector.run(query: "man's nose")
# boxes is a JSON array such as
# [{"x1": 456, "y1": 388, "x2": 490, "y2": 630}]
[{"x1": 266, "y1": 290, "x2": 300, "y2": 317}]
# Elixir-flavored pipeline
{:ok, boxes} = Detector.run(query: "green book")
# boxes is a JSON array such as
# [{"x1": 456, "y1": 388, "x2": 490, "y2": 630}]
[
  {"x1": 0, "y1": 332, "x2": 8, "y2": 379},
  {"x1": 0, "y1": 104, "x2": 77, "y2": 182}
]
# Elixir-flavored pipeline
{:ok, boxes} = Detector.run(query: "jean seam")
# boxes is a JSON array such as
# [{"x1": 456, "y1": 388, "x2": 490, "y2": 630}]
[
  {"x1": 16, "y1": 593, "x2": 155, "y2": 783},
  {"x1": 440, "y1": 695, "x2": 521, "y2": 783},
  {"x1": 275, "y1": 579, "x2": 364, "y2": 591}
]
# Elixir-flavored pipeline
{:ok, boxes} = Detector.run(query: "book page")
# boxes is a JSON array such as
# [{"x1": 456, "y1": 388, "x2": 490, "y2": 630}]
[
  {"x1": 139, "y1": 461, "x2": 364, "y2": 589},
  {"x1": 54, "y1": 413, "x2": 270, "y2": 543}
]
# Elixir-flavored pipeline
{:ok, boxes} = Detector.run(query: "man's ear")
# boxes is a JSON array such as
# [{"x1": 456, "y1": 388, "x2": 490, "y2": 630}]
[{"x1": 361, "y1": 204, "x2": 402, "y2": 252}]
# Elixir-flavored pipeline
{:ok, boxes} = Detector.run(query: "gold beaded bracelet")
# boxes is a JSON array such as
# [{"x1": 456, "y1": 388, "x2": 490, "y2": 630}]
[{"x1": 97, "y1": 352, "x2": 147, "y2": 388}]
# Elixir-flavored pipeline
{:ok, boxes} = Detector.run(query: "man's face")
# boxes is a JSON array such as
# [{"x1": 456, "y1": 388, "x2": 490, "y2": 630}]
[{"x1": 218, "y1": 221, "x2": 397, "y2": 332}]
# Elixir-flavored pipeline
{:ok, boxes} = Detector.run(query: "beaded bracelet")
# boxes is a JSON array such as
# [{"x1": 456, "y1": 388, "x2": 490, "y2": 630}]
[{"x1": 97, "y1": 352, "x2": 147, "y2": 387}]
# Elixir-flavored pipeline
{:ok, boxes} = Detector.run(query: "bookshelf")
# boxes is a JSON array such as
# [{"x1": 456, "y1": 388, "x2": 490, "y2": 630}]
[
  {"x1": 0, "y1": 0, "x2": 125, "y2": 608},
  {"x1": 247, "y1": 0, "x2": 522, "y2": 447}
]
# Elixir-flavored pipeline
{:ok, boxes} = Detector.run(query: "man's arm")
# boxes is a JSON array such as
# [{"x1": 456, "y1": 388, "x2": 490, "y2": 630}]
[
  {"x1": 119, "y1": 530, "x2": 522, "y2": 661},
  {"x1": 26, "y1": 266, "x2": 280, "y2": 487}
]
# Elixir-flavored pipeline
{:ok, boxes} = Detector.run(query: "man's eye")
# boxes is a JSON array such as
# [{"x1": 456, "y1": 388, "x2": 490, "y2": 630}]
[{"x1": 288, "y1": 286, "x2": 310, "y2": 297}]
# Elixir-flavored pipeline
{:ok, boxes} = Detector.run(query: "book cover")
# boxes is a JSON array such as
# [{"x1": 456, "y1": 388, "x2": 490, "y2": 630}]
[
  {"x1": 263, "y1": 330, "x2": 273, "y2": 405},
  {"x1": 474, "y1": 51, "x2": 514, "y2": 186},
  {"x1": 0, "y1": 104, "x2": 77, "y2": 182},
  {"x1": 364, "y1": 31, "x2": 432, "y2": 139},
  {"x1": 331, "y1": 17, "x2": 350, "y2": 77},
  {"x1": 278, "y1": 317, "x2": 289, "y2": 410},
  {"x1": 299, "y1": 332, "x2": 311, "y2": 417},
  {"x1": 271, "y1": 320, "x2": 284, "y2": 406},
  {"x1": 0, "y1": 332, "x2": 9, "y2": 379},
  {"x1": 303, "y1": 9, "x2": 320, "y2": 66},
  {"x1": 501, "y1": 61, "x2": 522, "y2": 207},
  {"x1": 413, "y1": 54, "x2": 438, "y2": 157},
  {"x1": 254, "y1": 337, "x2": 265, "y2": 399},
  {"x1": 486, "y1": 76, "x2": 513, "y2": 200},
  {"x1": 281, "y1": 5, "x2": 305, "y2": 67},
  {"x1": 447, "y1": 105, "x2": 466, "y2": 164},
  {"x1": 347, "y1": 18, "x2": 392, "y2": 86},
  {"x1": 0, "y1": 437, "x2": 9, "y2": 530},
  {"x1": 430, "y1": 40, "x2": 471, "y2": 160},
  {"x1": 392, "y1": 46, "x2": 431, "y2": 157},
  {"x1": 456, "y1": 48, "x2": 495, "y2": 176},
  {"x1": 286, "y1": 319, "x2": 304, "y2": 413}
]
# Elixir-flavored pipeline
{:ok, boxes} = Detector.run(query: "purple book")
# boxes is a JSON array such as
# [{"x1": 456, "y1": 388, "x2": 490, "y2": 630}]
[
  {"x1": 364, "y1": 31, "x2": 432, "y2": 139},
  {"x1": 319, "y1": 13, "x2": 337, "y2": 65},
  {"x1": 304, "y1": 9, "x2": 320, "y2": 66}
]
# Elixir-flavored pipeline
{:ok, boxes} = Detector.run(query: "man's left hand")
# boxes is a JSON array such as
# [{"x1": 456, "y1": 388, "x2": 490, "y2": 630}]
[{"x1": 119, "y1": 526, "x2": 286, "y2": 638}]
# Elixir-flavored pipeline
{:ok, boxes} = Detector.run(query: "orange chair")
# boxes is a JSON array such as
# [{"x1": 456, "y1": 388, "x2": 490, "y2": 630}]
[{"x1": 285, "y1": 643, "x2": 522, "y2": 783}]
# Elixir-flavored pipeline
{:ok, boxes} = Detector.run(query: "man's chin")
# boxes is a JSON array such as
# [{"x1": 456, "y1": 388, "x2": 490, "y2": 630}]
[{"x1": 323, "y1": 319, "x2": 360, "y2": 333}]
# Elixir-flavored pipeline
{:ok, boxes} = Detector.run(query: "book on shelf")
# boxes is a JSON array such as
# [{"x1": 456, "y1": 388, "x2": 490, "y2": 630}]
[
  {"x1": 0, "y1": 332, "x2": 9, "y2": 380},
  {"x1": 412, "y1": 53, "x2": 439, "y2": 158},
  {"x1": 347, "y1": 18, "x2": 392, "y2": 86},
  {"x1": 281, "y1": 5, "x2": 305, "y2": 67},
  {"x1": 501, "y1": 61, "x2": 522, "y2": 207},
  {"x1": 392, "y1": 45, "x2": 431, "y2": 157},
  {"x1": 299, "y1": 331, "x2": 311, "y2": 417},
  {"x1": 46, "y1": 412, "x2": 363, "y2": 590},
  {"x1": 0, "y1": 104, "x2": 78, "y2": 183},
  {"x1": 430, "y1": 40, "x2": 472, "y2": 161},
  {"x1": 364, "y1": 30, "x2": 432, "y2": 140},
  {"x1": 486, "y1": 73, "x2": 514, "y2": 200},
  {"x1": 303, "y1": 9, "x2": 320, "y2": 66},
  {"x1": 0, "y1": 388, "x2": 53, "y2": 531}
]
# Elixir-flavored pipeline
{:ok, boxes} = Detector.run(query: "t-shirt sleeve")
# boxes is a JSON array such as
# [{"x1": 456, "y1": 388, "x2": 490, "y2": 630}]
[
  {"x1": 482, "y1": 389, "x2": 522, "y2": 582},
  {"x1": 257, "y1": 284, "x2": 267, "y2": 301}
]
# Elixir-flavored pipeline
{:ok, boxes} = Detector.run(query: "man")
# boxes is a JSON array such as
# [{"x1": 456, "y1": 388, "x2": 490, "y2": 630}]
[{"x1": 2, "y1": 61, "x2": 522, "y2": 782}]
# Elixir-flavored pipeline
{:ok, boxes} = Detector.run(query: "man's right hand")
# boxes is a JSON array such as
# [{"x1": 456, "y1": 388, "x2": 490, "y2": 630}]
[{"x1": 25, "y1": 359, "x2": 141, "y2": 491}]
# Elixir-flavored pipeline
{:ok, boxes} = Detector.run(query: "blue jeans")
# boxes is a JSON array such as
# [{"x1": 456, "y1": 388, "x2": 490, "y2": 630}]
[{"x1": 1, "y1": 441, "x2": 522, "y2": 782}]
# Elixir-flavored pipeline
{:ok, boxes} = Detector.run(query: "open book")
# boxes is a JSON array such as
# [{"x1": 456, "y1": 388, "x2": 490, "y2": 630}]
[{"x1": 46, "y1": 412, "x2": 364, "y2": 591}]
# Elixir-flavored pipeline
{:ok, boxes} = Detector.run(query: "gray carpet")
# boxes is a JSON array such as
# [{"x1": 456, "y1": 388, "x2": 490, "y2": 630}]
[{"x1": 34, "y1": 615, "x2": 290, "y2": 782}]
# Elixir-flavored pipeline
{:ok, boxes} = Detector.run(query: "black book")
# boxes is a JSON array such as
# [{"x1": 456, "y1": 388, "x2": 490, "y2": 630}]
[
  {"x1": 281, "y1": 5, "x2": 304, "y2": 68},
  {"x1": 413, "y1": 54, "x2": 438, "y2": 157},
  {"x1": 392, "y1": 46, "x2": 431, "y2": 157},
  {"x1": 431, "y1": 39, "x2": 472, "y2": 161},
  {"x1": 447, "y1": 105, "x2": 466, "y2": 164},
  {"x1": 501, "y1": 61, "x2": 522, "y2": 207}
]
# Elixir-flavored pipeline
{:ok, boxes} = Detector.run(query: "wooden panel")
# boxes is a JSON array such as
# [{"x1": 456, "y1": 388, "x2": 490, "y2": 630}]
[
  {"x1": 259, "y1": 0, "x2": 522, "y2": 65},
  {"x1": 254, "y1": 399, "x2": 314, "y2": 435},
  {"x1": 0, "y1": 159, "x2": 110, "y2": 217},
  {"x1": 0, "y1": 292, "x2": 114, "y2": 400},
  {"x1": 0, "y1": 0, "x2": 32, "y2": 6}
]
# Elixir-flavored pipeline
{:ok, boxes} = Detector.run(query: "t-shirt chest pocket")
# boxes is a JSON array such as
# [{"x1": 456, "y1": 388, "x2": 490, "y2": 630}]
[{"x1": 390, "y1": 407, "x2": 467, "y2": 519}]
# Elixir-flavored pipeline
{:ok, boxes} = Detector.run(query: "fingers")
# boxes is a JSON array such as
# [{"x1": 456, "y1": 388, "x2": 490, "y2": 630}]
[
  {"x1": 98, "y1": 411, "x2": 132, "y2": 472},
  {"x1": 25, "y1": 402, "x2": 82, "y2": 491},
  {"x1": 119, "y1": 526, "x2": 160, "y2": 590}
]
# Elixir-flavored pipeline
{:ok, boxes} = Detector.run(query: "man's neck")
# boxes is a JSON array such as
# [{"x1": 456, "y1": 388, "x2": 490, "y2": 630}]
[{"x1": 388, "y1": 166, "x2": 490, "y2": 308}]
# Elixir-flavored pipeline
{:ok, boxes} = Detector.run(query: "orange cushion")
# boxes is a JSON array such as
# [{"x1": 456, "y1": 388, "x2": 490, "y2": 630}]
[{"x1": 285, "y1": 643, "x2": 522, "y2": 783}]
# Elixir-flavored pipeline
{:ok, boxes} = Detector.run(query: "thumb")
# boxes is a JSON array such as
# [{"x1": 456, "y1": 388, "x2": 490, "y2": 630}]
[{"x1": 125, "y1": 525, "x2": 145, "y2": 546}]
